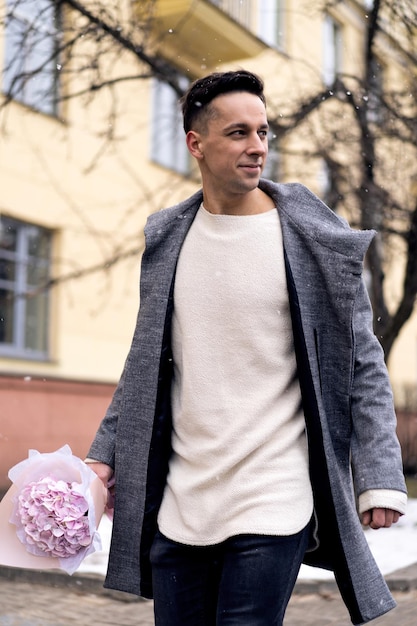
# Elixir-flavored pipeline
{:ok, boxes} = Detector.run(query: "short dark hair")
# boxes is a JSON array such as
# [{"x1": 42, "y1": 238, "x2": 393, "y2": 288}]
[{"x1": 181, "y1": 70, "x2": 266, "y2": 133}]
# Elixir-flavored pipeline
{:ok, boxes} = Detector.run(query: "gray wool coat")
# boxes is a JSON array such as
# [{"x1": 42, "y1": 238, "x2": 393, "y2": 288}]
[{"x1": 88, "y1": 179, "x2": 407, "y2": 625}]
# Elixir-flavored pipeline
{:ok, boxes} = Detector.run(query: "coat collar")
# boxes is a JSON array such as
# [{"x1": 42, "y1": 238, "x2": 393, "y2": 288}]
[
  {"x1": 144, "y1": 181, "x2": 375, "y2": 301},
  {"x1": 258, "y1": 179, "x2": 375, "y2": 262},
  {"x1": 146, "y1": 180, "x2": 374, "y2": 263}
]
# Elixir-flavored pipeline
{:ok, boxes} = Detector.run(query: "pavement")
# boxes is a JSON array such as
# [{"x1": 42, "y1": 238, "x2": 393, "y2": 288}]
[{"x1": 0, "y1": 563, "x2": 417, "y2": 625}]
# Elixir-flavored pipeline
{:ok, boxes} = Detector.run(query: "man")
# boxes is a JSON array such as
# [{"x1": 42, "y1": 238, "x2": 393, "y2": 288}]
[{"x1": 86, "y1": 71, "x2": 407, "y2": 625}]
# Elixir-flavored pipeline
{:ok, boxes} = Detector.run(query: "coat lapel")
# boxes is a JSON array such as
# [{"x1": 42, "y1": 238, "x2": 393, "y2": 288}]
[{"x1": 259, "y1": 178, "x2": 375, "y2": 409}]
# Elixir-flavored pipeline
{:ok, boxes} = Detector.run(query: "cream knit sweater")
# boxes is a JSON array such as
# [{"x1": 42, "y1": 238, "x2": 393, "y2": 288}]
[{"x1": 157, "y1": 205, "x2": 314, "y2": 545}]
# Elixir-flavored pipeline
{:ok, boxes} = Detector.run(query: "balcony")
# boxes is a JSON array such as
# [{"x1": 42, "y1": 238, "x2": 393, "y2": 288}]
[{"x1": 145, "y1": 0, "x2": 268, "y2": 76}]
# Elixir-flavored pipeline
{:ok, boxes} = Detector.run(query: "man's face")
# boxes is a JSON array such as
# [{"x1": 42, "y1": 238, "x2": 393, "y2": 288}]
[{"x1": 190, "y1": 91, "x2": 269, "y2": 197}]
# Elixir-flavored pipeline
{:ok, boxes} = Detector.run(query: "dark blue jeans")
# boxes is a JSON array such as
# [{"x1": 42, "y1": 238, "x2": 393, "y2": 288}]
[{"x1": 150, "y1": 524, "x2": 310, "y2": 625}]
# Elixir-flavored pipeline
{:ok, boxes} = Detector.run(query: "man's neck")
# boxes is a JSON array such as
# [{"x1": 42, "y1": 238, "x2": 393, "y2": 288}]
[{"x1": 202, "y1": 187, "x2": 275, "y2": 216}]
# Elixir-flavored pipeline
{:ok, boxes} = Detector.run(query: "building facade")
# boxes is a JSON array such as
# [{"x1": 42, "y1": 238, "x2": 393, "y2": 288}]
[{"x1": 0, "y1": 0, "x2": 416, "y2": 489}]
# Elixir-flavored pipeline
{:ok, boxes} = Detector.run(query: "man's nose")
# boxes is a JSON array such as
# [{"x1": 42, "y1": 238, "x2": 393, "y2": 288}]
[{"x1": 247, "y1": 133, "x2": 267, "y2": 155}]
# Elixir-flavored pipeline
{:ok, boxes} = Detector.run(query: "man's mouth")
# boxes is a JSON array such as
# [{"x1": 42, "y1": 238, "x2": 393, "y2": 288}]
[{"x1": 240, "y1": 163, "x2": 262, "y2": 170}]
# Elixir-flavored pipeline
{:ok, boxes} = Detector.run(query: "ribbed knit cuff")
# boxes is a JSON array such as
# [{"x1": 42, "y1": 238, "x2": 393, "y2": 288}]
[{"x1": 358, "y1": 489, "x2": 407, "y2": 515}]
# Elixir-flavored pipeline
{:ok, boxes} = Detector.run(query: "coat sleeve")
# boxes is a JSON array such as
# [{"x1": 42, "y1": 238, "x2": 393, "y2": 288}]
[
  {"x1": 87, "y1": 363, "x2": 127, "y2": 469},
  {"x1": 350, "y1": 279, "x2": 406, "y2": 496}
]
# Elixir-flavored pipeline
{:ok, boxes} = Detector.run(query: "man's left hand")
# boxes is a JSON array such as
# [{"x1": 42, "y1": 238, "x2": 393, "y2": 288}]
[{"x1": 361, "y1": 507, "x2": 401, "y2": 529}]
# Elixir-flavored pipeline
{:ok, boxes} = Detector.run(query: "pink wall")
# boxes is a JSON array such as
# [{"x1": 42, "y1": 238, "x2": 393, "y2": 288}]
[
  {"x1": 1, "y1": 374, "x2": 414, "y2": 494},
  {"x1": 0, "y1": 375, "x2": 115, "y2": 492}
]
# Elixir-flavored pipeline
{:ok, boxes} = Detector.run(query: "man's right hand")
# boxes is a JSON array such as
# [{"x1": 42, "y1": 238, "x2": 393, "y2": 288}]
[{"x1": 87, "y1": 461, "x2": 115, "y2": 510}]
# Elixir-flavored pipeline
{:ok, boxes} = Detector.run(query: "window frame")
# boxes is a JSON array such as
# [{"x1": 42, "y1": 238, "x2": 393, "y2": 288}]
[
  {"x1": 2, "y1": 0, "x2": 61, "y2": 116},
  {"x1": 257, "y1": 0, "x2": 285, "y2": 50},
  {"x1": 263, "y1": 129, "x2": 280, "y2": 182},
  {"x1": 0, "y1": 216, "x2": 52, "y2": 361},
  {"x1": 323, "y1": 14, "x2": 343, "y2": 86},
  {"x1": 366, "y1": 57, "x2": 385, "y2": 124},
  {"x1": 150, "y1": 76, "x2": 191, "y2": 176}
]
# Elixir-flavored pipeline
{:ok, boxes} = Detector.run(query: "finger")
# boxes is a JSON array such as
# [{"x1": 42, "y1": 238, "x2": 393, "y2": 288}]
[
  {"x1": 361, "y1": 510, "x2": 372, "y2": 526},
  {"x1": 381, "y1": 509, "x2": 400, "y2": 528},
  {"x1": 369, "y1": 508, "x2": 386, "y2": 529},
  {"x1": 383, "y1": 509, "x2": 394, "y2": 528}
]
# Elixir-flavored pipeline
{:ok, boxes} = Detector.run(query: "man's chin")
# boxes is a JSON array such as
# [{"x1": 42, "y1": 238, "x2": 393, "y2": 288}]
[{"x1": 236, "y1": 177, "x2": 262, "y2": 193}]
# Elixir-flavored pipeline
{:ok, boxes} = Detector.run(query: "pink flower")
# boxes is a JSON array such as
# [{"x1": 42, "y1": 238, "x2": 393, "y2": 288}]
[
  {"x1": 17, "y1": 478, "x2": 92, "y2": 558},
  {"x1": 7, "y1": 446, "x2": 106, "y2": 574}
]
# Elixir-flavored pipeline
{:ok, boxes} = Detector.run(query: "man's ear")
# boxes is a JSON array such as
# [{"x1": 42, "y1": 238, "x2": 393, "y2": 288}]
[{"x1": 186, "y1": 130, "x2": 204, "y2": 159}]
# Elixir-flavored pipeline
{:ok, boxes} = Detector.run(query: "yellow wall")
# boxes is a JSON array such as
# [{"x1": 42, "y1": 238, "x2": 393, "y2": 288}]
[
  {"x1": 0, "y1": 53, "x2": 197, "y2": 383},
  {"x1": 0, "y1": 0, "x2": 416, "y2": 399}
]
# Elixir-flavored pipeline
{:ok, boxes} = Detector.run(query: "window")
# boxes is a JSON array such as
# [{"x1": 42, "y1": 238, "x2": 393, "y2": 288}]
[
  {"x1": 263, "y1": 130, "x2": 280, "y2": 181},
  {"x1": 150, "y1": 77, "x2": 190, "y2": 176},
  {"x1": 323, "y1": 15, "x2": 342, "y2": 86},
  {"x1": 258, "y1": 0, "x2": 285, "y2": 49},
  {"x1": 317, "y1": 160, "x2": 333, "y2": 205},
  {"x1": 367, "y1": 58, "x2": 384, "y2": 123},
  {"x1": 2, "y1": 0, "x2": 60, "y2": 115},
  {"x1": 0, "y1": 217, "x2": 52, "y2": 359}
]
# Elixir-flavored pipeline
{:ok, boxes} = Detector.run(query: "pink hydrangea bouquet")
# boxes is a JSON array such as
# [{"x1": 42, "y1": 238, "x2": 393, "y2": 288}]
[
  {"x1": 0, "y1": 445, "x2": 106, "y2": 574},
  {"x1": 16, "y1": 477, "x2": 92, "y2": 559}
]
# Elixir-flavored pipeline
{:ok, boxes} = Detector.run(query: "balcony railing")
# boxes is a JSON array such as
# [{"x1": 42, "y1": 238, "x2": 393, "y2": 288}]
[
  {"x1": 146, "y1": 0, "x2": 267, "y2": 77},
  {"x1": 208, "y1": 0, "x2": 252, "y2": 30}
]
